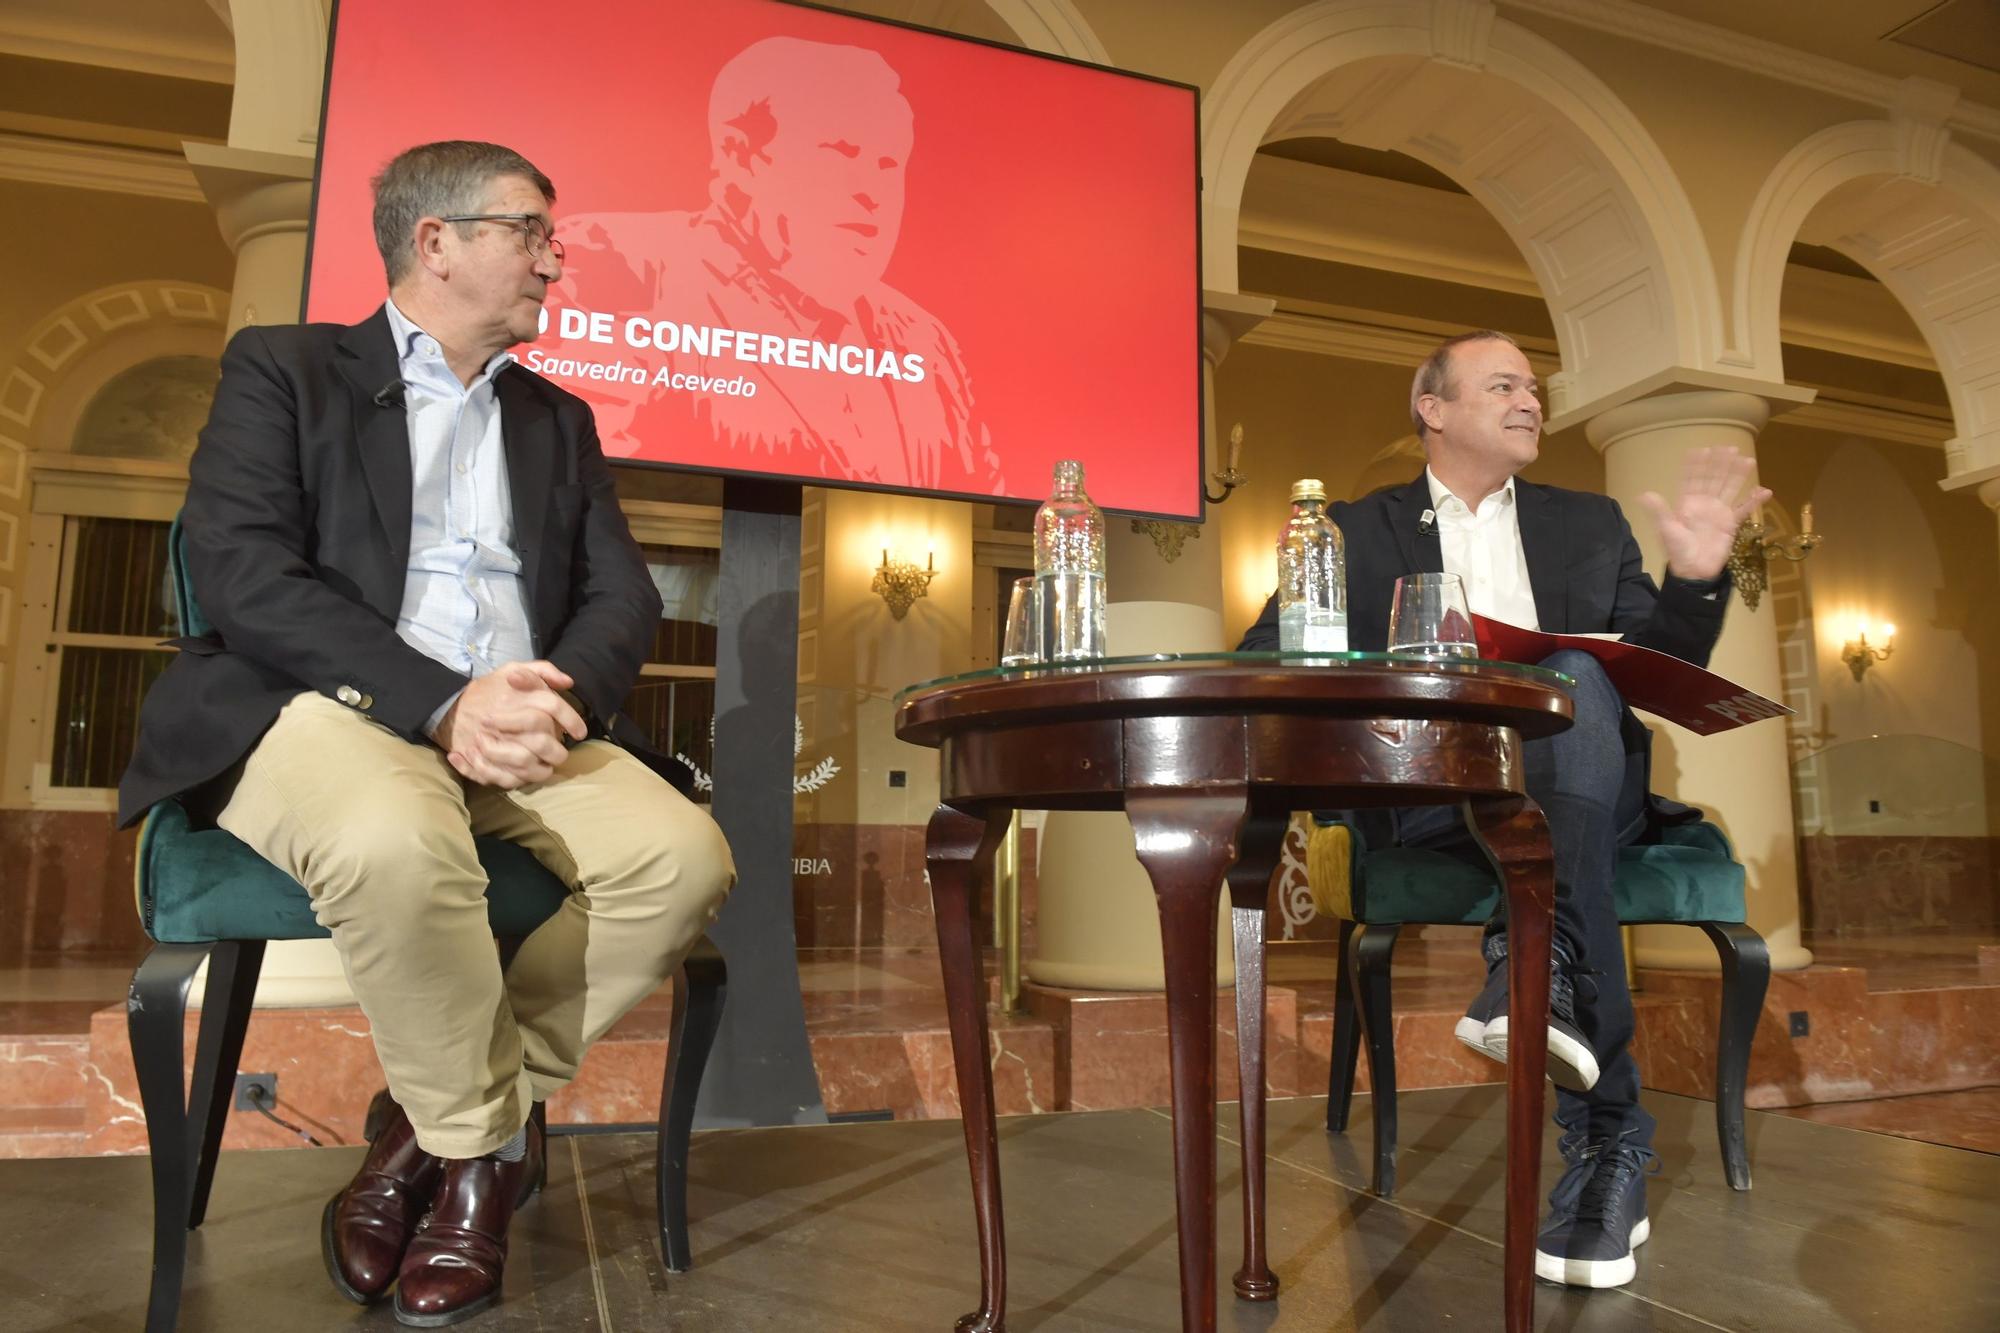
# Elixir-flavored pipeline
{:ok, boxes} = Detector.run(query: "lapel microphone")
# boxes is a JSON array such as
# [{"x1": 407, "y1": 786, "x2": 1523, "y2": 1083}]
[
  {"x1": 372, "y1": 378, "x2": 406, "y2": 408},
  {"x1": 1418, "y1": 507, "x2": 1437, "y2": 535}
]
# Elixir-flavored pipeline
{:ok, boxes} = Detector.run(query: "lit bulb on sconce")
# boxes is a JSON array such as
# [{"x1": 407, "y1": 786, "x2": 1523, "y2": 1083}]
[{"x1": 1840, "y1": 619, "x2": 1896, "y2": 681}]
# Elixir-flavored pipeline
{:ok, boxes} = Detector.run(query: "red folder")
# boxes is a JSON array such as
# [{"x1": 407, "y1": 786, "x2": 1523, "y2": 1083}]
[{"x1": 1470, "y1": 615, "x2": 1792, "y2": 736}]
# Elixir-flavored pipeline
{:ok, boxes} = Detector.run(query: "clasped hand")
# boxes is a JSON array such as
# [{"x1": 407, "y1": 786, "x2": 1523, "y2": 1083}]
[
  {"x1": 1636, "y1": 446, "x2": 1773, "y2": 584},
  {"x1": 433, "y1": 661, "x2": 587, "y2": 789}
]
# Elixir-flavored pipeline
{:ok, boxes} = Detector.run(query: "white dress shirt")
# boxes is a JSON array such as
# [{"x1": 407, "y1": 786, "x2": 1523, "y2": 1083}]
[
  {"x1": 383, "y1": 299, "x2": 536, "y2": 731},
  {"x1": 1425, "y1": 467, "x2": 1540, "y2": 631}
]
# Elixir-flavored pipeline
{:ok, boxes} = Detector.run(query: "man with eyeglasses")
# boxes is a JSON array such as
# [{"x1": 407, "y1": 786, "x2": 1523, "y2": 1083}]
[{"x1": 119, "y1": 140, "x2": 736, "y2": 1328}]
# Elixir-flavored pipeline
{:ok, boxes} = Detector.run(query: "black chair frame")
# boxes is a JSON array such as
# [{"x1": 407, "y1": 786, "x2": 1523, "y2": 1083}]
[
  {"x1": 129, "y1": 931, "x2": 726, "y2": 1332},
  {"x1": 1326, "y1": 918, "x2": 1769, "y2": 1197}
]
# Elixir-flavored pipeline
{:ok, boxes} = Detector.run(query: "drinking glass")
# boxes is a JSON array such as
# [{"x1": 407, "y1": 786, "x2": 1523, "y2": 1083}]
[
  {"x1": 1387, "y1": 573, "x2": 1478, "y2": 657},
  {"x1": 1001, "y1": 576, "x2": 1042, "y2": 666}
]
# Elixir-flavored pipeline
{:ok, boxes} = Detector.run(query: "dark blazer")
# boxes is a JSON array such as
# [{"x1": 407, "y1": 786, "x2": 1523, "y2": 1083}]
[
  {"x1": 1240, "y1": 475, "x2": 1730, "y2": 843},
  {"x1": 1239, "y1": 475, "x2": 1729, "y2": 663},
  {"x1": 117, "y1": 307, "x2": 682, "y2": 828}
]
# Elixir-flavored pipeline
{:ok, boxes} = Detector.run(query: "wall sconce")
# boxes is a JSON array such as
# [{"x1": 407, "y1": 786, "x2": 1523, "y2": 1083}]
[
  {"x1": 872, "y1": 548, "x2": 936, "y2": 620},
  {"x1": 1728, "y1": 501, "x2": 1820, "y2": 611},
  {"x1": 1841, "y1": 620, "x2": 1895, "y2": 681},
  {"x1": 1204, "y1": 422, "x2": 1248, "y2": 504},
  {"x1": 1132, "y1": 423, "x2": 1245, "y2": 563}
]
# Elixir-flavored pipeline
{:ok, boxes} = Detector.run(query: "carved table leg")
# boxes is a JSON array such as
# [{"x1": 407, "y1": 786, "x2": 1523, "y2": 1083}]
[
  {"x1": 927, "y1": 803, "x2": 1012, "y2": 1332},
  {"x1": 1226, "y1": 813, "x2": 1289, "y2": 1303},
  {"x1": 1128, "y1": 788, "x2": 1252, "y2": 1333},
  {"x1": 1467, "y1": 796, "x2": 1554, "y2": 1333}
]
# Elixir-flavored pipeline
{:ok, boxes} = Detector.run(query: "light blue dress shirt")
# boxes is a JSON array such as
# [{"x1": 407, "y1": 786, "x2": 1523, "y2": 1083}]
[{"x1": 383, "y1": 299, "x2": 537, "y2": 734}]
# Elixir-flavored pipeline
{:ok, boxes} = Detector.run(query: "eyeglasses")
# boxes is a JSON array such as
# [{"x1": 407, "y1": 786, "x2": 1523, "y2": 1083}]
[{"x1": 439, "y1": 213, "x2": 565, "y2": 263}]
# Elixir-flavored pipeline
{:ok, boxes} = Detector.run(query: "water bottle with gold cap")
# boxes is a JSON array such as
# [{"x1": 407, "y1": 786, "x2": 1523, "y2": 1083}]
[{"x1": 1276, "y1": 478, "x2": 1347, "y2": 653}]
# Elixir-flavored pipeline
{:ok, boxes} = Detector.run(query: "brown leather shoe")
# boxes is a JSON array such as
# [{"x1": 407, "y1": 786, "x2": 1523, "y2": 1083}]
[
  {"x1": 322, "y1": 1095, "x2": 443, "y2": 1305},
  {"x1": 391, "y1": 1118, "x2": 545, "y2": 1327}
]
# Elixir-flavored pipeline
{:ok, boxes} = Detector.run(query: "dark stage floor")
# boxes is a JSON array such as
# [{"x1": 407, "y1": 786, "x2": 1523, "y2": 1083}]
[{"x1": 3, "y1": 1087, "x2": 1994, "y2": 1331}]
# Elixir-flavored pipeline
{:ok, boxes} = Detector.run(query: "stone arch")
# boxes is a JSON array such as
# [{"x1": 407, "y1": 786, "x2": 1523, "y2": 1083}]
[
  {"x1": 0, "y1": 282, "x2": 229, "y2": 478},
  {"x1": 0, "y1": 283, "x2": 227, "y2": 606},
  {"x1": 0, "y1": 281, "x2": 224, "y2": 738},
  {"x1": 1200, "y1": 0, "x2": 1723, "y2": 420},
  {"x1": 221, "y1": 0, "x2": 328, "y2": 155},
  {"x1": 881, "y1": 0, "x2": 1110, "y2": 62},
  {"x1": 983, "y1": 0, "x2": 1111, "y2": 63},
  {"x1": 1736, "y1": 119, "x2": 2000, "y2": 483}
]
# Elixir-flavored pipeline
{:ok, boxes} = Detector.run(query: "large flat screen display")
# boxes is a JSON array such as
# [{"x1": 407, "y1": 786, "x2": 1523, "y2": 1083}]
[{"x1": 305, "y1": 0, "x2": 1202, "y2": 519}]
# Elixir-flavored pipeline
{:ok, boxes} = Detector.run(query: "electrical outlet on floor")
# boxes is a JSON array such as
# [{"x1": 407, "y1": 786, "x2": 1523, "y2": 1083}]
[{"x1": 233, "y1": 1071, "x2": 278, "y2": 1110}]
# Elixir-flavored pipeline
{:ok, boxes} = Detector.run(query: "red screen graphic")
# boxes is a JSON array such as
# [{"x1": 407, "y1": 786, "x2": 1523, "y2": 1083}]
[{"x1": 306, "y1": 0, "x2": 1202, "y2": 519}]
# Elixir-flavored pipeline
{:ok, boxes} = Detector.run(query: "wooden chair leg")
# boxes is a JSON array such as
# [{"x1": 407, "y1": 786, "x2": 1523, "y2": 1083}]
[
  {"x1": 1699, "y1": 922, "x2": 1769, "y2": 1191},
  {"x1": 1350, "y1": 923, "x2": 1402, "y2": 1197},
  {"x1": 659, "y1": 936, "x2": 727, "y2": 1272},
  {"x1": 529, "y1": 1100, "x2": 549, "y2": 1195},
  {"x1": 185, "y1": 940, "x2": 264, "y2": 1229},
  {"x1": 1327, "y1": 918, "x2": 1360, "y2": 1132},
  {"x1": 129, "y1": 943, "x2": 215, "y2": 1333}
]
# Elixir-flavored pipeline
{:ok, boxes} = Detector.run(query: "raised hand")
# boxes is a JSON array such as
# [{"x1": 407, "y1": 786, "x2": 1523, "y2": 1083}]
[
  {"x1": 433, "y1": 660, "x2": 588, "y2": 789},
  {"x1": 1636, "y1": 446, "x2": 1773, "y2": 584}
]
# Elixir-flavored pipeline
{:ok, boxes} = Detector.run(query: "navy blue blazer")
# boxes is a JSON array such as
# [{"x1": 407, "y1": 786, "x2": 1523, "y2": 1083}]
[
  {"x1": 1239, "y1": 475, "x2": 1729, "y2": 663},
  {"x1": 1239, "y1": 474, "x2": 1731, "y2": 841}
]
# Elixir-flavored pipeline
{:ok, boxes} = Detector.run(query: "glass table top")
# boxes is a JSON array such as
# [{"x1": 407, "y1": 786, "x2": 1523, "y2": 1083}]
[{"x1": 896, "y1": 651, "x2": 1574, "y2": 703}]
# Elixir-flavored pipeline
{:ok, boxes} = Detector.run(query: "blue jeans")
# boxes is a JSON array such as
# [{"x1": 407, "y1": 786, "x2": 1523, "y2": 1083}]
[{"x1": 1390, "y1": 649, "x2": 1646, "y2": 1144}]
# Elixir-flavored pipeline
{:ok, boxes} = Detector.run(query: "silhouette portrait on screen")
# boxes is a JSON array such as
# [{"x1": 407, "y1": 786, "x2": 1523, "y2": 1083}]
[{"x1": 556, "y1": 36, "x2": 999, "y2": 493}]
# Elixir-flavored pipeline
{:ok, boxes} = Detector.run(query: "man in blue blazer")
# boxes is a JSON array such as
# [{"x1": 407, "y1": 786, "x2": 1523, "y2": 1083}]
[
  {"x1": 1241, "y1": 330, "x2": 1765, "y2": 1289},
  {"x1": 120, "y1": 141, "x2": 735, "y2": 1327}
]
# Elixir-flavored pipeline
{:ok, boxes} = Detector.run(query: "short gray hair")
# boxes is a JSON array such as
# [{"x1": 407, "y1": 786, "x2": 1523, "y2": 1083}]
[
  {"x1": 1409, "y1": 329, "x2": 1522, "y2": 439},
  {"x1": 371, "y1": 141, "x2": 556, "y2": 286}
]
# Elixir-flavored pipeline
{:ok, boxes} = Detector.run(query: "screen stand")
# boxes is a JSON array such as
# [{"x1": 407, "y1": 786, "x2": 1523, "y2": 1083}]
[{"x1": 694, "y1": 477, "x2": 829, "y2": 1127}]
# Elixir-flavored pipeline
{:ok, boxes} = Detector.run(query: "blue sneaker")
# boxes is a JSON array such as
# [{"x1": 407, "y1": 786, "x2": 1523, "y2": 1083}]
[
  {"x1": 1534, "y1": 1126, "x2": 1660, "y2": 1288},
  {"x1": 1461, "y1": 934, "x2": 1600, "y2": 1091},
  {"x1": 1452, "y1": 933, "x2": 1511, "y2": 1052}
]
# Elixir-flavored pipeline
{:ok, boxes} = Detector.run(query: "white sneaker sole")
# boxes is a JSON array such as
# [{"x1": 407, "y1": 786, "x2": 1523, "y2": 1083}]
[
  {"x1": 1453, "y1": 1015, "x2": 1490, "y2": 1055},
  {"x1": 1482, "y1": 1016, "x2": 1601, "y2": 1091},
  {"x1": 1536, "y1": 1216, "x2": 1649, "y2": 1288}
]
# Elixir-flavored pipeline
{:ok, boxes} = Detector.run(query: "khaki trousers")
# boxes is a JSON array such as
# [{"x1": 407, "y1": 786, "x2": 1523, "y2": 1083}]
[{"x1": 218, "y1": 691, "x2": 735, "y2": 1158}]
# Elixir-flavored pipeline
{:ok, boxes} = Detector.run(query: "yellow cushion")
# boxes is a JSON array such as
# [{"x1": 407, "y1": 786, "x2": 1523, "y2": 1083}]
[{"x1": 1305, "y1": 820, "x2": 1353, "y2": 920}]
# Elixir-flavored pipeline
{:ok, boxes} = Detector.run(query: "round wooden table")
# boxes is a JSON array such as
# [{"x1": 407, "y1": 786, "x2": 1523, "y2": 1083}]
[{"x1": 894, "y1": 652, "x2": 1575, "y2": 1333}]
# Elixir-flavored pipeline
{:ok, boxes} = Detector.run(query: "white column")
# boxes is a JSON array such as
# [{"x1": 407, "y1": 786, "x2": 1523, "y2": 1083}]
[
  {"x1": 184, "y1": 146, "x2": 315, "y2": 335},
  {"x1": 1586, "y1": 391, "x2": 1812, "y2": 972}
]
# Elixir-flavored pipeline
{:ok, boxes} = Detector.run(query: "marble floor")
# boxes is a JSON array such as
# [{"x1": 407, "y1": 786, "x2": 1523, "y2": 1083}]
[
  {"x1": 1801, "y1": 928, "x2": 2000, "y2": 990},
  {"x1": 1771, "y1": 1085, "x2": 2000, "y2": 1154},
  {"x1": 3, "y1": 927, "x2": 1996, "y2": 1156},
  {"x1": 0, "y1": 955, "x2": 140, "y2": 1034},
  {"x1": 0, "y1": 925, "x2": 1988, "y2": 1043},
  {"x1": 4, "y1": 1086, "x2": 1994, "y2": 1332}
]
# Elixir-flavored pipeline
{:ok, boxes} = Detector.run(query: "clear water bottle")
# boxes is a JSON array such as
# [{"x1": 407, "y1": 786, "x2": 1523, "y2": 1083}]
[
  {"x1": 1277, "y1": 478, "x2": 1348, "y2": 653},
  {"x1": 1034, "y1": 459, "x2": 1107, "y2": 661}
]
